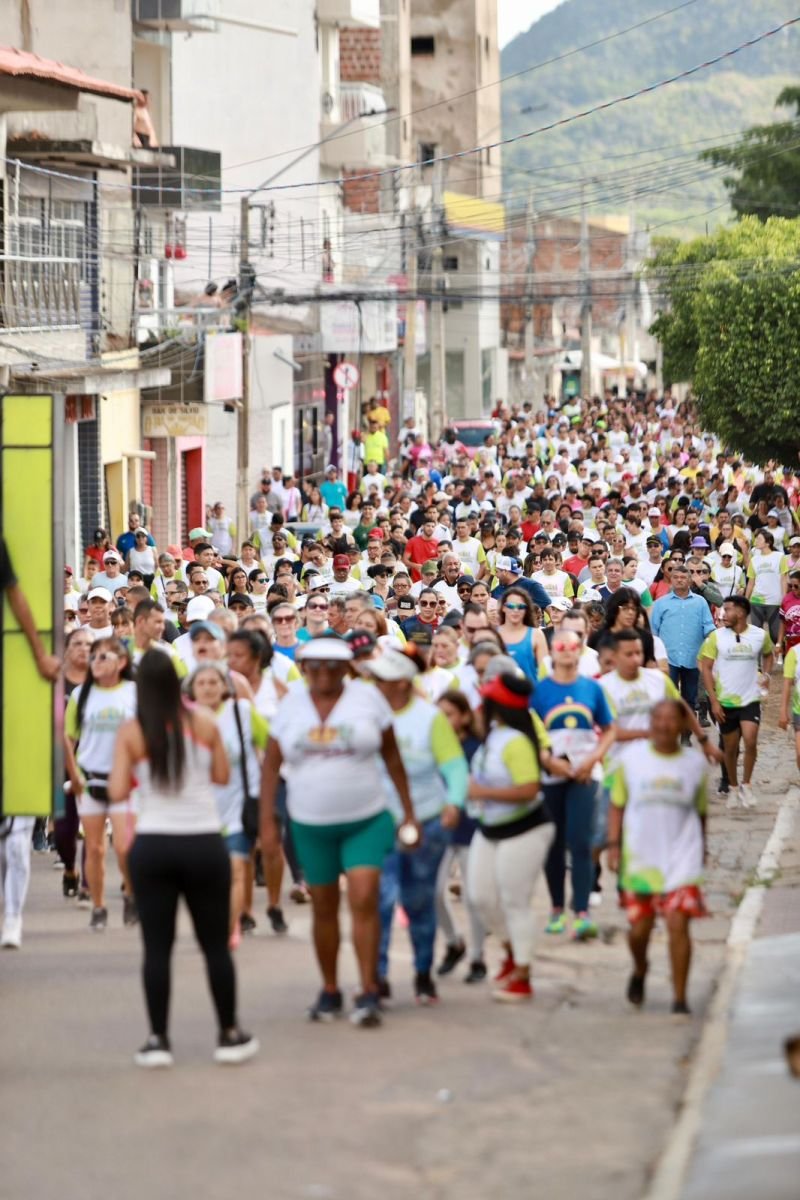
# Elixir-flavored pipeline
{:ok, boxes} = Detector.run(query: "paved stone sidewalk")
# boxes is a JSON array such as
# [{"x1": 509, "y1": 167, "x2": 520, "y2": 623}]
[{"x1": 0, "y1": 722, "x2": 796, "y2": 1200}]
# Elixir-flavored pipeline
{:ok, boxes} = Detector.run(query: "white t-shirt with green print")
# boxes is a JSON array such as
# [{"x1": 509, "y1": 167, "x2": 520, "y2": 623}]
[
  {"x1": 699, "y1": 624, "x2": 773, "y2": 707},
  {"x1": 746, "y1": 550, "x2": 787, "y2": 605}
]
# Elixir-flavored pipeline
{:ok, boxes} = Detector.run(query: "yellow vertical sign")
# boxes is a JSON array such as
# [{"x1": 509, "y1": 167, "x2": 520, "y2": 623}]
[{"x1": 1, "y1": 394, "x2": 62, "y2": 817}]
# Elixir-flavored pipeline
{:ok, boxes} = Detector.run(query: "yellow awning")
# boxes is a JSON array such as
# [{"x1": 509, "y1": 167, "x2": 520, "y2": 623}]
[{"x1": 444, "y1": 191, "x2": 505, "y2": 241}]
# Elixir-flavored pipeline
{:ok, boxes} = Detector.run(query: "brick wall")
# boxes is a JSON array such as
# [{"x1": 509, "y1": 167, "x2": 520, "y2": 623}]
[
  {"x1": 339, "y1": 28, "x2": 381, "y2": 83},
  {"x1": 342, "y1": 169, "x2": 380, "y2": 214}
]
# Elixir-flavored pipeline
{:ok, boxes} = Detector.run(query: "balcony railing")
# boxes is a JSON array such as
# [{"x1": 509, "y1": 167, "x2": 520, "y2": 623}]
[
  {"x1": 0, "y1": 256, "x2": 81, "y2": 330},
  {"x1": 132, "y1": 0, "x2": 219, "y2": 32},
  {"x1": 320, "y1": 83, "x2": 389, "y2": 170}
]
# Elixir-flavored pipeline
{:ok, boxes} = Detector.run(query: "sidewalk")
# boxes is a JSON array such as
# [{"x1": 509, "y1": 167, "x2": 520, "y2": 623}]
[{"x1": 680, "y1": 811, "x2": 800, "y2": 1200}]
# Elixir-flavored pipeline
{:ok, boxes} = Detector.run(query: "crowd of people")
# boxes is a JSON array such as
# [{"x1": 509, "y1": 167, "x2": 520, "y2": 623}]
[{"x1": 2, "y1": 386, "x2": 799, "y2": 1067}]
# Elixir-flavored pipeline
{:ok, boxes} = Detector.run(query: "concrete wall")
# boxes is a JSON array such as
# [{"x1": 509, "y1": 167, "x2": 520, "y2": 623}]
[{"x1": 410, "y1": 0, "x2": 499, "y2": 199}]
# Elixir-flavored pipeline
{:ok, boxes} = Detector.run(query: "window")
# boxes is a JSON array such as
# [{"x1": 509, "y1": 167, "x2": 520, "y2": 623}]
[
  {"x1": 419, "y1": 142, "x2": 437, "y2": 165},
  {"x1": 443, "y1": 256, "x2": 459, "y2": 271},
  {"x1": 411, "y1": 36, "x2": 435, "y2": 55}
]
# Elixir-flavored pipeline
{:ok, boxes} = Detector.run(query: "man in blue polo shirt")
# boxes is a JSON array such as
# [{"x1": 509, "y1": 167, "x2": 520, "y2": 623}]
[
  {"x1": 650, "y1": 563, "x2": 715, "y2": 712},
  {"x1": 116, "y1": 512, "x2": 155, "y2": 559},
  {"x1": 493, "y1": 555, "x2": 554, "y2": 613}
]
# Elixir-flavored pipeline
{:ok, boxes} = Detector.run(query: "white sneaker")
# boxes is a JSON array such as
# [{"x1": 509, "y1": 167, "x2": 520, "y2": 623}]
[
  {"x1": 738, "y1": 783, "x2": 757, "y2": 809},
  {"x1": 589, "y1": 890, "x2": 603, "y2": 908},
  {"x1": 725, "y1": 788, "x2": 739, "y2": 811},
  {"x1": 1, "y1": 915, "x2": 22, "y2": 948}
]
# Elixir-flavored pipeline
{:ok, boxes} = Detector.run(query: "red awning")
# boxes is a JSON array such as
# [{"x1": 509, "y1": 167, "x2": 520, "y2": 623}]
[{"x1": 0, "y1": 46, "x2": 141, "y2": 102}]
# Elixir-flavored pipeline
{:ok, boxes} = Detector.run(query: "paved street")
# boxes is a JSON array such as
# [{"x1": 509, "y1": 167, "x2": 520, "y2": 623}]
[{"x1": 2, "y1": 719, "x2": 797, "y2": 1200}]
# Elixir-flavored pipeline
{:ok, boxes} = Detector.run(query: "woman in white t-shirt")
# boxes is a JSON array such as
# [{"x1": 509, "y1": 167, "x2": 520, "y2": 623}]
[
  {"x1": 746, "y1": 529, "x2": 787, "y2": 642},
  {"x1": 260, "y1": 636, "x2": 417, "y2": 1028}
]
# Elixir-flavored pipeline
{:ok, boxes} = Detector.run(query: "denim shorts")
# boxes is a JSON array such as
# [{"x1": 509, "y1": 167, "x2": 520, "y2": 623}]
[{"x1": 225, "y1": 829, "x2": 255, "y2": 858}]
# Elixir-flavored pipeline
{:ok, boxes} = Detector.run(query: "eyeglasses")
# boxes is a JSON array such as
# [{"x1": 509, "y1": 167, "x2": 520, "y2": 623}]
[
  {"x1": 272, "y1": 615, "x2": 296, "y2": 625},
  {"x1": 90, "y1": 652, "x2": 118, "y2": 663}
]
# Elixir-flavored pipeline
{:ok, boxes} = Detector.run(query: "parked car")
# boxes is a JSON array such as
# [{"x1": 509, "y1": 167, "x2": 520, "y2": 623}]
[{"x1": 447, "y1": 419, "x2": 502, "y2": 458}]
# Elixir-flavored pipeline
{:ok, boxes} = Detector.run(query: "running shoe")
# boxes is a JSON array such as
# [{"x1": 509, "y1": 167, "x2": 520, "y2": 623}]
[
  {"x1": 267, "y1": 905, "x2": 288, "y2": 934},
  {"x1": 414, "y1": 971, "x2": 439, "y2": 1006},
  {"x1": 62, "y1": 871, "x2": 80, "y2": 899},
  {"x1": 1, "y1": 916, "x2": 22, "y2": 949},
  {"x1": 123, "y1": 895, "x2": 139, "y2": 927},
  {"x1": 89, "y1": 906, "x2": 108, "y2": 931},
  {"x1": 671, "y1": 1000, "x2": 691, "y2": 1016},
  {"x1": 239, "y1": 912, "x2": 257, "y2": 935},
  {"x1": 77, "y1": 889, "x2": 91, "y2": 909},
  {"x1": 492, "y1": 976, "x2": 533, "y2": 1003},
  {"x1": 464, "y1": 960, "x2": 487, "y2": 984},
  {"x1": 307, "y1": 989, "x2": 344, "y2": 1022},
  {"x1": 589, "y1": 890, "x2": 603, "y2": 908},
  {"x1": 377, "y1": 977, "x2": 392, "y2": 1002},
  {"x1": 738, "y1": 783, "x2": 757, "y2": 809},
  {"x1": 494, "y1": 954, "x2": 516, "y2": 984},
  {"x1": 725, "y1": 788, "x2": 739, "y2": 811},
  {"x1": 135, "y1": 1035, "x2": 173, "y2": 1069},
  {"x1": 436, "y1": 939, "x2": 466, "y2": 976},
  {"x1": 571, "y1": 916, "x2": 598, "y2": 941},
  {"x1": 626, "y1": 970, "x2": 647, "y2": 1007},
  {"x1": 545, "y1": 912, "x2": 567, "y2": 935},
  {"x1": 718, "y1": 779, "x2": 730, "y2": 797},
  {"x1": 349, "y1": 992, "x2": 382, "y2": 1028},
  {"x1": 290, "y1": 883, "x2": 311, "y2": 904},
  {"x1": 214, "y1": 1030, "x2": 259, "y2": 1065}
]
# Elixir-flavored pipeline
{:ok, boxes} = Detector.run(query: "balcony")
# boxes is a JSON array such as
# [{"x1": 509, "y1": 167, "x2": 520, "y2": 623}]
[
  {"x1": 133, "y1": 147, "x2": 222, "y2": 212},
  {"x1": 320, "y1": 83, "x2": 390, "y2": 170},
  {"x1": 0, "y1": 257, "x2": 81, "y2": 330},
  {"x1": 132, "y1": 0, "x2": 219, "y2": 32},
  {"x1": 317, "y1": 0, "x2": 379, "y2": 28}
]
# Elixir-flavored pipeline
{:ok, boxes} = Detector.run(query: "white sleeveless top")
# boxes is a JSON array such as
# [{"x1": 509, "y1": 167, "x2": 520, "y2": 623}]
[{"x1": 134, "y1": 735, "x2": 220, "y2": 835}]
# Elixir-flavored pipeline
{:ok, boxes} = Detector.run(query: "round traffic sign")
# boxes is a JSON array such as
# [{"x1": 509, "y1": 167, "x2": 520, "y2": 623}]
[{"x1": 333, "y1": 361, "x2": 360, "y2": 390}]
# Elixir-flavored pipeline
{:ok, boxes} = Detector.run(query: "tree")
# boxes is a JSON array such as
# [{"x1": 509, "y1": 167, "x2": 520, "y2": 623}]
[
  {"x1": 700, "y1": 87, "x2": 800, "y2": 222},
  {"x1": 647, "y1": 217, "x2": 800, "y2": 465}
]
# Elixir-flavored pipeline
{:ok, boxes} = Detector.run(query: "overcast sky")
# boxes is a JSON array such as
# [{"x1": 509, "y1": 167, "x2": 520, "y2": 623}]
[{"x1": 498, "y1": 0, "x2": 563, "y2": 48}]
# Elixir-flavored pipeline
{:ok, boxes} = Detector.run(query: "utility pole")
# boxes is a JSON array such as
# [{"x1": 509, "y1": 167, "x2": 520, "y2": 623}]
[
  {"x1": 236, "y1": 195, "x2": 252, "y2": 545},
  {"x1": 429, "y1": 158, "x2": 446, "y2": 442},
  {"x1": 580, "y1": 185, "x2": 592, "y2": 400},
  {"x1": 402, "y1": 193, "x2": 418, "y2": 424},
  {"x1": 524, "y1": 191, "x2": 537, "y2": 408}
]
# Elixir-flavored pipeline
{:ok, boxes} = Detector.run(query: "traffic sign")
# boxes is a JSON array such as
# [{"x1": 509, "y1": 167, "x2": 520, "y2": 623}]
[{"x1": 333, "y1": 361, "x2": 360, "y2": 390}]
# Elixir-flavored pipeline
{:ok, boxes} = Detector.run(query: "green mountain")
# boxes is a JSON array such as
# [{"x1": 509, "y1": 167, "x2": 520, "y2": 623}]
[{"x1": 500, "y1": 0, "x2": 799, "y2": 233}]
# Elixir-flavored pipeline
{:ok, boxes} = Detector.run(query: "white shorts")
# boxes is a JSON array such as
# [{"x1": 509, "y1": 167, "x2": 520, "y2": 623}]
[{"x1": 77, "y1": 791, "x2": 136, "y2": 818}]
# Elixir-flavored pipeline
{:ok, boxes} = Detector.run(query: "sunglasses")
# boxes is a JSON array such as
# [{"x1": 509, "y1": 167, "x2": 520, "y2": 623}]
[
  {"x1": 419, "y1": 601, "x2": 437, "y2": 609},
  {"x1": 78, "y1": 607, "x2": 89, "y2": 615},
  {"x1": 307, "y1": 602, "x2": 329, "y2": 611},
  {"x1": 272, "y1": 615, "x2": 295, "y2": 625},
  {"x1": 90, "y1": 652, "x2": 118, "y2": 663},
  {"x1": 551, "y1": 640, "x2": 579, "y2": 652},
  {"x1": 504, "y1": 602, "x2": 526, "y2": 611},
  {"x1": 255, "y1": 576, "x2": 268, "y2": 583}
]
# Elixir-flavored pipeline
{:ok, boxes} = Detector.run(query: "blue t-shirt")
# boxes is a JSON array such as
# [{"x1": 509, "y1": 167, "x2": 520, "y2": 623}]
[
  {"x1": 531, "y1": 675, "x2": 613, "y2": 779},
  {"x1": 321, "y1": 480, "x2": 348, "y2": 510},
  {"x1": 503, "y1": 628, "x2": 539, "y2": 684}
]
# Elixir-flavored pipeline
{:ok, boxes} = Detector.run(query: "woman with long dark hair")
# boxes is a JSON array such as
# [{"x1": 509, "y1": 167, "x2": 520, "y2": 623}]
[
  {"x1": 109, "y1": 649, "x2": 258, "y2": 1069},
  {"x1": 599, "y1": 588, "x2": 657, "y2": 665},
  {"x1": 497, "y1": 587, "x2": 547, "y2": 683},
  {"x1": 226, "y1": 566, "x2": 250, "y2": 604},
  {"x1": 466, "y1": 671, "x2": 556, "y2": 1003}
]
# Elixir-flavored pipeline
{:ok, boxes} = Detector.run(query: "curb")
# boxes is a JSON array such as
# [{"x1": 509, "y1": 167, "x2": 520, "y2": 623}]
[{"x1": 643, "y1": 786, "x2": 800, "y2": 1200}]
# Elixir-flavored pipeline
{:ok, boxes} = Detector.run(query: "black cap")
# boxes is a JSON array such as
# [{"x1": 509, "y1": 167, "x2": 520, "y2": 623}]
[
  {"x1": 228, "y1": 593, "x2": 254, "y2": 609},
  {"x1": 345, "y1": 629, "x2": 376, "y2": 658}
]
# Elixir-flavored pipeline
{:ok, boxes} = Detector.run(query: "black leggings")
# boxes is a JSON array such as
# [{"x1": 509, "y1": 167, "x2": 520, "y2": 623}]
[{"x1": 128, "y1": 833, "x2": 236, "y2": 1038}]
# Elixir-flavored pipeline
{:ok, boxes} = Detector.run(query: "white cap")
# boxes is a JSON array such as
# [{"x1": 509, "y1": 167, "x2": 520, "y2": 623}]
[
  {"x1": 297, "y1": 636, "x2": 353, "y2": 662},
  {"x1": 87, "y1": 586, "x2": 113, "y2": 603},
  {"x1": 185, "y1": 595, "x2": 216, "y2": 622},
  {"x1": 363, "y1": 648, "x2": 420, "y2": 681},
  {"x1": 648, "y1": 507, "x2": 661, "y2": 517},
  {"x1": 578, "y1": 587, "x2": 603, "y2": 603},
  {"x1": 307, "y1": 575, "x2": 330, "y2": 591},
  {"x1": 550, "y1": 596, "x2": 573, "y2": 612},
  {"x1": 719, "y1": 542, "x2": 736, "y2": 556},
  {"x1": 102, "y1": 549, "x2": 122, "y2": 563}
]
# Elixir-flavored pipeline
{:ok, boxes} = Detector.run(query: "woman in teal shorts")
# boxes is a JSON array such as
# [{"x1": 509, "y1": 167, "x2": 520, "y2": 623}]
[{"x1": 259, "y1": 635, "x2": 417, "y2": 1027}]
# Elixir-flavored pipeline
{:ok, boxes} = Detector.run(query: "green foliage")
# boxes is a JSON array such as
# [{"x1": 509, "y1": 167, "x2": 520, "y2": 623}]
[
  {"x1": 647, "y1": 217, "x2": 800, "y2": 463},
  {"x1": 699, "y1": 87, "x2": 800, "y2": 220},
  {"x1": 501, "y1": 0, "x2": 799, "y2": 229}
]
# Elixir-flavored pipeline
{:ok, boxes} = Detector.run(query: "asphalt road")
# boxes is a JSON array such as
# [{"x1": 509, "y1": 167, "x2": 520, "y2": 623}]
[{"x1": 1, "y1": 720, "x2": 795, "y2": 1200}]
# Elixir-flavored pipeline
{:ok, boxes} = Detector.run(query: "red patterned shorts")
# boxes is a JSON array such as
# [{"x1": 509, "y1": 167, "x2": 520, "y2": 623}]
[{"x1": 621, "y1": 885, "x2": 707, "y2": 925}]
